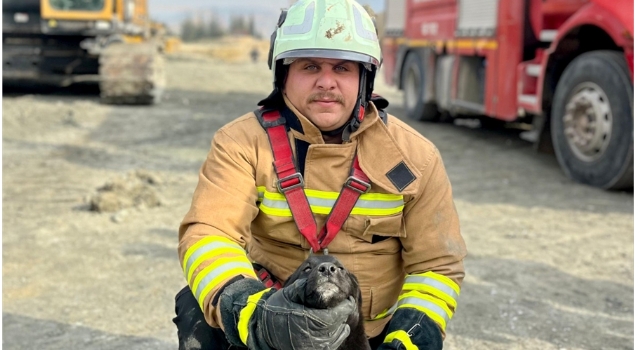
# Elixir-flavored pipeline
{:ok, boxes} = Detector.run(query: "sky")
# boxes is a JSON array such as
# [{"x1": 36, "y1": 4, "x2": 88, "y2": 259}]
[{"x1": 148, "y1": 0, "x2": 386, "y2": 37}]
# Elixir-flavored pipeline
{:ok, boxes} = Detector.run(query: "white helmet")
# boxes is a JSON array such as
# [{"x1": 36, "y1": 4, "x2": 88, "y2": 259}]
[{"x1": 261, "y1": 0, "x2": 382, "y2": 133}]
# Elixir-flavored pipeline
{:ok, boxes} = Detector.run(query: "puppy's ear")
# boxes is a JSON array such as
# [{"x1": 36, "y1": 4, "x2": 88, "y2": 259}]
[
  {"x1": 347, "y1": 272, "x2": 362, "y2": 305},
  {"x1": 283, "y1": 272, "x2": 297, "y2": 288},
  {"x1": 284, "y1": 266, "x2": 305, "y2": 288}
]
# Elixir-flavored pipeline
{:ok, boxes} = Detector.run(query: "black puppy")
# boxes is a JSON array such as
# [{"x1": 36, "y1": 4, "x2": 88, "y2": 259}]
[{"x1": 284, "y1": 254, "x2": 370, "y2": 350}]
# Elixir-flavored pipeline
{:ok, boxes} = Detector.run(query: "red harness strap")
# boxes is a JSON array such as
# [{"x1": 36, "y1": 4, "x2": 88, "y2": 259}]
[
  {"x1": 256, "y1": 266, "x2": 283, "y2": 289},
  {"x1": 259, "y1": 109, "x2": 371, "y2": 253},
  {"x1": 317, "y1": 156, "x2": 370, "y2": 249}
]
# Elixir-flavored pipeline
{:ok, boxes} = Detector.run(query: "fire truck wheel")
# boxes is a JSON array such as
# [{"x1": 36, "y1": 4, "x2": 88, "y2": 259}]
[
  {"x1": 550, "y1": 50, "x2": 633, "y2": 190},
  {"x1": 402, "y1": 51, "x2": 439, "y2": 122}
]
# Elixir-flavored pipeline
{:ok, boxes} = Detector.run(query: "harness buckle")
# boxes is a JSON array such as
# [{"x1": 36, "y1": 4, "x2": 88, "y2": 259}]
[
  {"x1": 277, "y1": 172, "x2": 304, "y2": 193},
  {"x1": 345, "y1": 176, "x2": 371, "y2": 194}
]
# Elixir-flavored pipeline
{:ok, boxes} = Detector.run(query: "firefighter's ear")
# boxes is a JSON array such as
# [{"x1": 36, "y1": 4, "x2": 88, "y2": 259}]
[{"x1": 282, "y1": 65, "x2": 289, "y2": 88}]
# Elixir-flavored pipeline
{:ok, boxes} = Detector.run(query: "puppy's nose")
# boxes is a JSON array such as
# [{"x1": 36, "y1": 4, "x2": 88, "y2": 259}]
[{"x1": 317, "y1": 262, "x2": 338, "y2": 276}]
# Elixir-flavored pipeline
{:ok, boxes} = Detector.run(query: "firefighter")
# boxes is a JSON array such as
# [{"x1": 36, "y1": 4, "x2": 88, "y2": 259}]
[
  {"x1": 250, "y1": 47, "x2": 260, "y2": 63},
  {"x1": 172, "y1": 0, "x2": 467, "y2": 349}
]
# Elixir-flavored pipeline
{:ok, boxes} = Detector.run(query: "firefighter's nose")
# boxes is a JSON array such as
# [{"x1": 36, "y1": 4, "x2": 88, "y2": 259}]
[{"x1": 317, "y1": 262, "x2": 338, "y2": 276}]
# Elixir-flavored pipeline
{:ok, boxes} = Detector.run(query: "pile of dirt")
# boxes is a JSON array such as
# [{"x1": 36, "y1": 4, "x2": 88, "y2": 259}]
[{"x1": 89, "y1": 170, "x2": 163, "y2": 213}]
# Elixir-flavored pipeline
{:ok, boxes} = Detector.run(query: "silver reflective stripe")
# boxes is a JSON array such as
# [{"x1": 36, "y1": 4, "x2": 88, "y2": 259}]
[
  {"x1": 399, "y1": 296, "x2": 451, "y2": 322},
  {"x1": 405, "y1": 276, "x2": 459, "y2": 301},
  {"x1": 352, "y1": 4, "x2": 377, "y2": 41},
  {"x1": 184, "y1": 242, "x2": 245, "y2": 278},
  {"x1": 355, "y1": 198, "x2": 403, "y2": 209},
  {"x1": 261, "y1": 196, "x2": 403, "y2": 210},
  {"x1": 195, "y1": 261, "x2": 254, "y2": 301},
  {"x1": 283, "y1": 1, "x2": 315, "y2": 35},
  {"x1": 262, "y1": 198, "x2": 290, "y2": 209}
]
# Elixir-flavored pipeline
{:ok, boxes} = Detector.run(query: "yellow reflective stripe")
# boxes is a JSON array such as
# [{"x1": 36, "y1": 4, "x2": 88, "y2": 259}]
[
  {"x1": 182, "y1": 236, "x2": 243, "y2": 272},
  {"x1": 383, "y1": 330, "x2": 418, "y2": 350},
  {"x1": 258, "y1": 204, "x2": 292, "y2": 216},
  {"x1": 373, "y1": 273, "x2": 460, "y2": 321},
  {"x1": 263, "y1": 189, "x2": 287, "y2": 201},
  {"x1": 397, "y1": 291, "x2": 452, "y2": 331},
  {"x1": 258, "y1": 187, "x2": 404, "y2": 202},
  {"x1": 237, "y1": 289, "x2": 270, "y2": 345},
  {"x1": 372, "y1": 302, "x2": 398, "y2": 320},
  {"x1": 415, "y1": 271, "x2": 460, "y2": 294},
  {"x1": 196, "y1": 265, "x2": 257, "y2": 310},
  {"x1": 299, "y1": 189, "x2": 405, "y2": 203},
  {"x1": 191, "y1": 256, "x2": 252, "y2": 296},
  {"x1": 186, "y1": 248, "x2": 247, "y2": 284},
  {"x1": 256, "y1": 187, "x2": 404, "y2": 216},
  {"x1": 402, "y1": 282, "x2": 457, "y2": 311},
  {"x1": 261, "y1": 204, "x2": 403, "y2": 216},
  {"x1": 404, "y1": 272, "x2": 460, "y2": 311},
  {"x1": 349, "y1": 207, "x2": 402, "y2": 216},
  {"x1": 191, "y1": 256, "x2": 257, "y2": 309}
]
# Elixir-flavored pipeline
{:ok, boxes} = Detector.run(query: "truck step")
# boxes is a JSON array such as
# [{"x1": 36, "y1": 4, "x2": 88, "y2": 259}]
[
  {"x1": 539, "y1": 30, "x2": 557, "y2": 42},
  {"x1": 525, "y1": 64, "x2": 541, "y2": 77},
  {"x1": 518, "y1": 94, "x2": 537, "y2": 105}
]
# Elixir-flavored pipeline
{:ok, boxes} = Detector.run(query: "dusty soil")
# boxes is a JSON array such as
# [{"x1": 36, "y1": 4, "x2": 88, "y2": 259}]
[{"x1": 2, "y1": 43, "x2": 633, "y2": 350}]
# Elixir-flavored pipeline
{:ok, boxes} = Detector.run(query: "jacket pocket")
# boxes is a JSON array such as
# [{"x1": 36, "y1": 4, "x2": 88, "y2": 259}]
[
  {"x1": 368, "y1": 286, "x2": 397, "y2": 321},
  {"x1": 363, "y1": 214, "x2": 406, "y2": 243}
]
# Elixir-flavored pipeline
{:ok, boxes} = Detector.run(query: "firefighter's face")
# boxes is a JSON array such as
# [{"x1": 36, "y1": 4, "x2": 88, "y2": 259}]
[{"x1": 283, "y1": 58, "x2": 360, "y2": 132}]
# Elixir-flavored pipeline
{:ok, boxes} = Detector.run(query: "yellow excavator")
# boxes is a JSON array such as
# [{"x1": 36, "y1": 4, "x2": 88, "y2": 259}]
[{"x1": 3, "y1": 0, "x2": 165, "y2": 104}]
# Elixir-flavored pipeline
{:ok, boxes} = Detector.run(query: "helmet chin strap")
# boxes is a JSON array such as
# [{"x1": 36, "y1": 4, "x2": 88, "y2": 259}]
[
  {"x1": 262, "y1": 62, "x2": 374, "y2": 140},
  {"x1": 341, "y1": 64, "x2": 369, "y2": 142}
]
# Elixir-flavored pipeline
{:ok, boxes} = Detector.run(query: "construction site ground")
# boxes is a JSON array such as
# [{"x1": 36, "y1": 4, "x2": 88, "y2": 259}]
[{"x1": 2, "y1": 39, "x2": 634, "y2": 350}]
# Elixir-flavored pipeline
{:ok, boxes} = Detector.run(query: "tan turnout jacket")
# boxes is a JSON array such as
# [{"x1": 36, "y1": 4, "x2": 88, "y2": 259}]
[{"x1": 178, "y1": 95, "x2": 467, "y2": 338}]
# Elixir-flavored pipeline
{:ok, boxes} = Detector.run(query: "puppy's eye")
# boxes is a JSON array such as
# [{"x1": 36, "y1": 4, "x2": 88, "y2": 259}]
[{"x1": 303, "y1": 267, "x2": 312, "y2": 272}]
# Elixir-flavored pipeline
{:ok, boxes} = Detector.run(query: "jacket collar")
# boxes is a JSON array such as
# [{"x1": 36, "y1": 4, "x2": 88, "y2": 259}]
[
  {"x1": 355, "y1": 103, "x2": 420, "y2": 195},
  {"x1": 282, "y1": 94, "x2": 420, "y2": 195},
  {"x1": 282, "y1": 95, "x2": 325, "y2": 144}
]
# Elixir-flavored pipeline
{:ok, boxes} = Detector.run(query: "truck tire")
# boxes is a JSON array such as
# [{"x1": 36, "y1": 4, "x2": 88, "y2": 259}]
[
  {"x1": 550, "y1": 50, "x2": 633, "y2": 190},
  {"x1": 402, "y1": 51, "x2": 439, "y2": 121}
]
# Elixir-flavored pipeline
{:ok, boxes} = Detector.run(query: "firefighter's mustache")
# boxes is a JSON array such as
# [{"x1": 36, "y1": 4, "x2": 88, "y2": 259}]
[{"x1": 307, "y1": 92, "x2": 345, "y2": 105}]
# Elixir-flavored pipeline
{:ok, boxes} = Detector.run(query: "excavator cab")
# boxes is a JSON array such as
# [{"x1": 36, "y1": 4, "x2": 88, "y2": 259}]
[{"x1": 3, "y1": 0, "x2": 164, "y2": 105}]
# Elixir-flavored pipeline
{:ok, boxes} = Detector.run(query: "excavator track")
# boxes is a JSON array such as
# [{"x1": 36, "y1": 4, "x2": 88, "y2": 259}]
[{"x1": 99, "y1": 42, "x2": 165, "y2": 105}]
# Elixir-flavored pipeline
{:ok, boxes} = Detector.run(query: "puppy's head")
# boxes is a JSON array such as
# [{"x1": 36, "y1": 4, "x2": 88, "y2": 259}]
[{"x1": 285, "y1": 255, "x2": 360, "y2": 309}]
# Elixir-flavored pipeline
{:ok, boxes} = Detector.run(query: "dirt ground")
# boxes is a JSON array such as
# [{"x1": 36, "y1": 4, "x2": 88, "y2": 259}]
[{"x1": 2, "y1": 43, "x2": 633, "y2": 350}]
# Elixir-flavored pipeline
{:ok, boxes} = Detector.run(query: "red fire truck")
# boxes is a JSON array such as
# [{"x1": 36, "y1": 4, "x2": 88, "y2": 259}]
[{"x1": 381, "y1": 0, "x2": 633, "y2": 190}]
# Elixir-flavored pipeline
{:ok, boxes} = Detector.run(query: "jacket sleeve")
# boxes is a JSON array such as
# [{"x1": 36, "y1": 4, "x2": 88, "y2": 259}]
[
  {"x1": 395, "y1": 146, "x2": 467, "y2": 337},
  {"x1": 178, "y1": 127, "x2": 261, "y2": 328}
]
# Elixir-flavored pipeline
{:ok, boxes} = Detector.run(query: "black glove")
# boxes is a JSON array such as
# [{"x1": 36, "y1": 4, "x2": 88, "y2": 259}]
[
  {"x1": 218, "y1": 277, "x2": 356, "y2": 350},
  {"x1": 377, "y1": 308, "x2": 443, "y2": 350}
]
